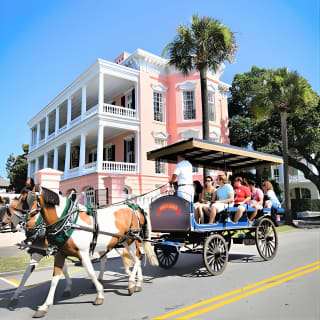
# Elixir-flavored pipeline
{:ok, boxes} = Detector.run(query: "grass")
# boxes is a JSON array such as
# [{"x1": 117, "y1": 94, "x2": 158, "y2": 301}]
[{"x1": 0, "y1": 254, "x2": 55, "y2": 273}]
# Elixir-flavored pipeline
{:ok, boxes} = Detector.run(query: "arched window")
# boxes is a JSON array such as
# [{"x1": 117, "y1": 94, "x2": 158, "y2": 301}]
[
  {"x1": 123, "y1": 187, "x2": 130, "y2": 199},
  {"x1": 85, "y1": 187, "x2": 95, "y2": 206},
  {"x1": 293, "y1": 188, "x2": 311, "y2": 199}
]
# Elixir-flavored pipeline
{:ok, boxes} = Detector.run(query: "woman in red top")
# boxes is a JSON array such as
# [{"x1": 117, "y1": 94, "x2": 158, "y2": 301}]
[{"x1": 233, "y1": 177, "x2": 251, "y2": 223}]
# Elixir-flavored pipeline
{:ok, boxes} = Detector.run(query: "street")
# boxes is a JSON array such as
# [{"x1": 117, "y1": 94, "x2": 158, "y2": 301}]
[{"x1": 0, "y1": 228, "x2": 319, "y2": 320}]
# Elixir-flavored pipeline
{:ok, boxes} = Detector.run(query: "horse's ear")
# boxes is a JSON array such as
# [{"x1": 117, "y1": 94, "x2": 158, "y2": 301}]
[{"x1": 42, "y1": 187, "x2": 60, "y2": 206}]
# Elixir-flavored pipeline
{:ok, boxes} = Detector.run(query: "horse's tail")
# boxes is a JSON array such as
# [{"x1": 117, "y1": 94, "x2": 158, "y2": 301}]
[{"x1": 141, "y1": 208, "x2": 158, "y2": 266}]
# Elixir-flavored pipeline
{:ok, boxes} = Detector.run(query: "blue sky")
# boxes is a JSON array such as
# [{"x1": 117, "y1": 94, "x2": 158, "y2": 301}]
[{"x1": 0, "y1": 0, "x2": 319, "y2": 179}]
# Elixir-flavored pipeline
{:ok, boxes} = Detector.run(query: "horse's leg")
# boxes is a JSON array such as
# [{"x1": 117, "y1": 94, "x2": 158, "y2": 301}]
[
  {"x1": 33, "y1": 252, "x2": 65, "y2": 318},
  {"x1": 123, "y1": 242, "x2": 140, "y2": 296},
  {"x1": 98, "y1": 251, "x2": 107, "y2": 282},
  {"x1": 121, "y1": 247, "x2": 133, "y2": 277},
  {"x1": 80, "y1": 250, "x2": 104, "y2": 305},
  {"x1": 135, "y1": 242, "x2": 143, "y2": 293},
  {"x1": 8, "y1": 252, "x2": 44, "y2": 309},
  {"x1": 61, "y1": 263, "x2": 72, "y2": 297}
]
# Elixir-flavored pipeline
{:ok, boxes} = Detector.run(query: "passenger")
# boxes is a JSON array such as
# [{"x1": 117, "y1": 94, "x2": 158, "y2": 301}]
[
  {"x1": 233, "y1": 176, "x2": 251, "y2": 223},
  {"x1": 196, "y1": 176, "x2": 216, "y2": 224},
  {"x1": 247, "y1": 180, "x2": 264, "y2": 223},
  {"x1": 208, "y1": 175, "x2": 234, "y2": 224},
  {"x1": 169, "y1": 155, "x2": 194, "y2": 202},
  {"x1": 262, "y1": 181, "x2": 281, "y2": 221},
  {"x1": 193, "y1": 180, "x2": 203, "y2": 223}
]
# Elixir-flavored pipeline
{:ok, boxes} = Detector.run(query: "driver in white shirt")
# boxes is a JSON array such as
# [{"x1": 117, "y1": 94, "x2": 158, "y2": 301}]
[{"x1": 169, "y1": 155, "x2": 194, "y2": 202}]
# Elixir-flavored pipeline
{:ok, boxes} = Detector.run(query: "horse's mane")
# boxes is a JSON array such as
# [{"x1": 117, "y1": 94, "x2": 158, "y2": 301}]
[{"x1": 42, "y1": 187, "x2": 60, "y2": 206}]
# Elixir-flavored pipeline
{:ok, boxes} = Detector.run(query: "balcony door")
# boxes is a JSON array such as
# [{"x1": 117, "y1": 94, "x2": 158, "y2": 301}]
[{"x1": 124, "y1": 136, "x2": 135, "y2": 163}]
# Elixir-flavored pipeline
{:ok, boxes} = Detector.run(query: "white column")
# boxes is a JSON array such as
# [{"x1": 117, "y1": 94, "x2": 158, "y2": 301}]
[
  {"x1": 45, "y1": 115, "x2": 49, "y2": 141},
  {"x1": 55, "y1": 107, "x2": 60, "y2": 135},
  {"x1": 79, "y1": 133, "x2": 87, "y2": 174},
  {"x1": 98, "y1": 72, "x2": 104, "y2": 113},
  {"x1": 53, "y1": 147, "x2": 59, "y2": 170},
  {"x1": 135, "y1": 82, "x2": 139, "y2": 119},
  {"x1": 36, "y1": 122, "x2": 40, "y2": 146},
  {"x1": 81, "y1": 85, "x2": 87, "y2": 119},
  {"x1": 67, "y1": 97, "x2": 72, "y2": 128},
  {"x1": 135, "y1": 131, "x2": 140, "y2": 174},
  {"x1": 43, "y1": 152, "x2": 48, "y2": 168},
  {"x1": 27, "y1": 160, "x2": 31, "y2": 177},
  {"x1": 96, "y1": 125, "x2": 104, "y2": 172},
  {"x1": 64, "y1": 141, "x2": 71, "y2": 173},
  {"x1": 35, "y1": 157, "x2": 39, "y2": 173}
]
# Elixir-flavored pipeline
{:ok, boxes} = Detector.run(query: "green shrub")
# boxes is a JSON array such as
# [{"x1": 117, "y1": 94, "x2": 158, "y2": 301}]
[{"x1": 291, "y1": 199, "x2": 320, "y2": 212}]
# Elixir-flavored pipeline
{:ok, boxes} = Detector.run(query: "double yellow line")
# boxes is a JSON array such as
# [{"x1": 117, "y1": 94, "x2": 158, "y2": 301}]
[{"x1": 152, "y1": 261, "x2": 320, "y2": 320}]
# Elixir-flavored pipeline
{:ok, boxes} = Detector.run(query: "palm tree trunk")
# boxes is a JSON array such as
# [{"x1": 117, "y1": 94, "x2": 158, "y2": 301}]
[
  {"x1": 199, "y1": 66, "x2": 209, "y2": 140},
  {"x1": 280, "y1": 110, "x2": 292, "y2": 224},
  {"x1": 199, "y1": 66, "x2": 209, "y2": 182}
]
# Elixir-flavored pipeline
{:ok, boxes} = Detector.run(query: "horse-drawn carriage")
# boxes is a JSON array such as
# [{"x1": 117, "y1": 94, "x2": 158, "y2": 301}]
[{"x1": 147, "y1": 138, "x2": 285, "y2": 275}]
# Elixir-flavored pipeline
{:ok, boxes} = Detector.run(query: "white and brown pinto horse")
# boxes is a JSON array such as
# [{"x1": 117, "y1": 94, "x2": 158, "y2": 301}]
[
  {"x1": 16, "y1": 186, "x2": 158, "y2": 318},
  {"x1": 0, "y1": 195, "x2": 72, "y2": 309}
]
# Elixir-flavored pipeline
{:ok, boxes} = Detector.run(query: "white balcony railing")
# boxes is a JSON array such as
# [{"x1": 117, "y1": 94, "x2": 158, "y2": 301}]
[
  {"x1": 58, "y1": 124, "x2": 67, "y2": 134},
  {"x1": 85, "y1": 105, "x2": 98, "y2": 119},
  {"x1": 70, "y1": 115, "x2": 81, "y2": 128},
  {"x1": 84, "y1": 162, "x2": 97, "y2": 170},
  {"x1": 103, "y1": 103, "x2": 137, "y2": 119},
  {"x1": 47, "y1": 132, "x2": 55, "y2": 141},
  {"x1": 102, "y1": 161, "x2": 137, "y2": 173}
]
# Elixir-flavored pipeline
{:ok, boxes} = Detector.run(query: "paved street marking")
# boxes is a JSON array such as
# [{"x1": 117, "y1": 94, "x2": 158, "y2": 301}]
[
  {"x1": 0, "y1": 277, "x2": 19, "y2": 287},
  {"x1": 152, "y1": 260, "x2": 320, "y2": 320}
]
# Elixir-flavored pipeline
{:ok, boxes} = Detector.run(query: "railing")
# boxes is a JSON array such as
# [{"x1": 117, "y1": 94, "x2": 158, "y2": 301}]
[
  {"x1": 47, "y1": 132, "x2": 55, "y2": 141},
  {"x1": 58, "y1": 124, "x2": 67, "y2": 134},
  {"x1": 70, "y1": 115, "x2": 81, "y2": 128},
  {"x1": 103, "y1": 103, "x2": 137, "y2": 119},
  {"x1": 85, "y1": 105, "x2": 98, "y2": 119},
  {"x1": 102, "y1": 161, "x2": 137, "y2": 173},
  {"x1": 84, "y1": 162, "x2": 97, "y2": 170}
]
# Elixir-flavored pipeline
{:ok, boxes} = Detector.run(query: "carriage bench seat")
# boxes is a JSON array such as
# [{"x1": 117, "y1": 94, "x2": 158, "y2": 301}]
[
  {"x1": 225, "y1": 205, "x2": 256, "y2": 213},
  {"x1": 263, "y1": 207, "x2": 285, "y2": 214}
]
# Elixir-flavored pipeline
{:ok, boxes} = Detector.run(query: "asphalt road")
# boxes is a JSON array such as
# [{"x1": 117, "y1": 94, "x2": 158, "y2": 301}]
[{"x1": 0, "y1": 228, "x2": 319, "y2": 320}]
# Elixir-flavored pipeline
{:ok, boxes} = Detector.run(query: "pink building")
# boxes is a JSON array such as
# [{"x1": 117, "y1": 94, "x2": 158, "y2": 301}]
[{"x1": 27, "y1": 49, "x2": 230, "y2": 205}]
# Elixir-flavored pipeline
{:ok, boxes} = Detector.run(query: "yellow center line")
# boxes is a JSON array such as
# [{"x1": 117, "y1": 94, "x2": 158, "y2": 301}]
[
  {"x1": 177, "y1": 266, "x2": 320, "y2": 320},
  {"x1": 152, "y1": 261, "x2": 320, "y2": 320}
]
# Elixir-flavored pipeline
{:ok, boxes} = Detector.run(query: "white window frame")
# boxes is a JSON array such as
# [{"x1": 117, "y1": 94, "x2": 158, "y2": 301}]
[
  {"x1": 31, "y1": 127, "x2": 37, "y2": 146},
  {"x1": 153, "y1": 91, "x2": 165, "y2": 122},
  {"x1": 208, "y1": 91, "x2": 215, "y2": 122},
  {"x1": 85, "y1": 187, "x2": 95, "y2": 206},
  {"x1": 88, "y1": 149, "x2": 97, "y2": 163},
  {"x1": 182, "y1": 90, "x2": 196, "y2": 120},
  {"x1": 154, "y1": 137, "x2": 167, "y2": 175}
]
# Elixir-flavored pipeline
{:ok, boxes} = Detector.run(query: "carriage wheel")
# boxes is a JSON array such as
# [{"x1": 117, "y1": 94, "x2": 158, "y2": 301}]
[
  {"x1": 255, "y1": 217, "x2": 278, "y2": 261},
  {"x1": 203, "y1": 234, "x2": 228, "y2": 276},
  {"x1": 154, "y1": 244, "x2": 179, "y2": 269}
]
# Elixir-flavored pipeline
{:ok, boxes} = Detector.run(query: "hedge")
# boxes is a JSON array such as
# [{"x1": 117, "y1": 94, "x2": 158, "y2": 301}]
[{"x1": 291, "y1": 199, "x2": 320, "y2": 213}]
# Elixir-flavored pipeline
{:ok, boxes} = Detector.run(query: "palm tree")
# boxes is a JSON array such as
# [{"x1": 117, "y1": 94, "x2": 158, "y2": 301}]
[
  {"x1": 251, "y1": 68, "x2": 314, "y2": 224},
  {"x1": 163, "y1": 14, "x2": 237, "y2": 142}
]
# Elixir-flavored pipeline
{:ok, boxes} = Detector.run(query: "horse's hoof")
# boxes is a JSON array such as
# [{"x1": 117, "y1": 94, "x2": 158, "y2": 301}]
[
  {"x1": 32, "y1": 310, "x2": 47, "y2": 318},
  {"x1": 128, "y1": 286, "x2": 136, "y2": 296},
  {"x1": 93, "y1": 298, "x2": 104, "y2": 305},
  {"x1": 8, "y1": 298, "x2": 18, "y2": 310},
  {"x1": 62, "y1": 290, "x2": 71, "y2": 297},
  {"x1": 135, "y1": 286, "x2": 142, "y2": 292}
]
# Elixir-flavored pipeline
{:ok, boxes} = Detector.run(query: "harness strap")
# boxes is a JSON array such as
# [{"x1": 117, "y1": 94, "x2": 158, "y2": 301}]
[{"x1": 89, "y1": 207, "x2": 99, "y2": 256}]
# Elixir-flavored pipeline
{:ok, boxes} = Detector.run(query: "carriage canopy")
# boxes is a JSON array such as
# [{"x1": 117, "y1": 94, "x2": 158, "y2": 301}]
[{"x1": 147, "y1": 138, "x2": 283, "y2": 172}]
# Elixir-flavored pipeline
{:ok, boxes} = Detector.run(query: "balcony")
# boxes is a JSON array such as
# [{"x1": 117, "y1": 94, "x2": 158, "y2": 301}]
[
  {"x1": 103, "y1": 103, "x2": 137, "y2": 119},
  {"x1": 102, "y1": 161, "x2": 137, "y2": 174}
]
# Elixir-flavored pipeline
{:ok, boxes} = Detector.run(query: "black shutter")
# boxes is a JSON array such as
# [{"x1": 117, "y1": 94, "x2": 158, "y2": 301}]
[
  {"x1": 103, "y1": 147, "x2": 106, "y2": 161},
  {"x1": 111, "y1": 145, "x2": 115, "y2": 161},
  {"x1": 131, "y1": 137, "x2": 135, "y2": 163},
  {"x1": 124, "y1": 140, "x2": 127, "y2": 162},
  {"x1": 121, "y1": 96, "x2": 126, "y2": 107},
  {"x1": 131, "y1": 88, "x2": 135, "y2": 109},
  {"x1": 89, "y1": 153, "x2": 92, "y2": 163}
]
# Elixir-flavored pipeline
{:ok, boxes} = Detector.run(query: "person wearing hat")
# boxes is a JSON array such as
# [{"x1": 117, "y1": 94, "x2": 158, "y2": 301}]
[{"x1": 248, "y1": 180, "x2": 264, "y2": 223}]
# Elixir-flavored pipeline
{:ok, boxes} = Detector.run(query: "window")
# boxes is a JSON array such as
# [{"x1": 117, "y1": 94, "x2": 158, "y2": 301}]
[
  {"x1": 124, "y1": 136, "x2": 135, "y2": 163},
  {"x1": 88, "y1": 149, "x2": 97, "y2": 163},
  {"x1": 103, "y1": 144, "x2": 115, "y2": 161},
  {"x1": 123, "y1": 187, "x2": 130, "y2": 199},
  {"x1": 85, "y1": 187, "x2": 95, "y2": 206},
  {"x1": 31, "y1": 127, "x2": 37, "y2": 145},
  {"x1": 273, "y1": 168, "x2": 280, "y2": 181},
  {"x1": 153, "y1": 91, "x2": 165, "y2": 122},
  {"x1": 192, "y1": 167, "x2": 199, "y2": 173},
  {"x1": 208, "y1": 91, "x2": 215, "y2": 121},
  {"x1": 40, "y1": 119, "x2": 45, "y2": 140},
  {"x1": 294, "y1": 188, "x2": 311, "y2": 199},
  {"x1": 154, "y1": 137, "x2": 167, "y2": 174},
  {"x1": 183, "y1": 91, "x2": 196, "y2": 120}
]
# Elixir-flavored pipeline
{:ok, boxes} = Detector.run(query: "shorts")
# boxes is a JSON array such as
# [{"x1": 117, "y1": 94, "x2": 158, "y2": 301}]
[{"x1": 211, "y1": 202, "x2": 228, "y2": 213}]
